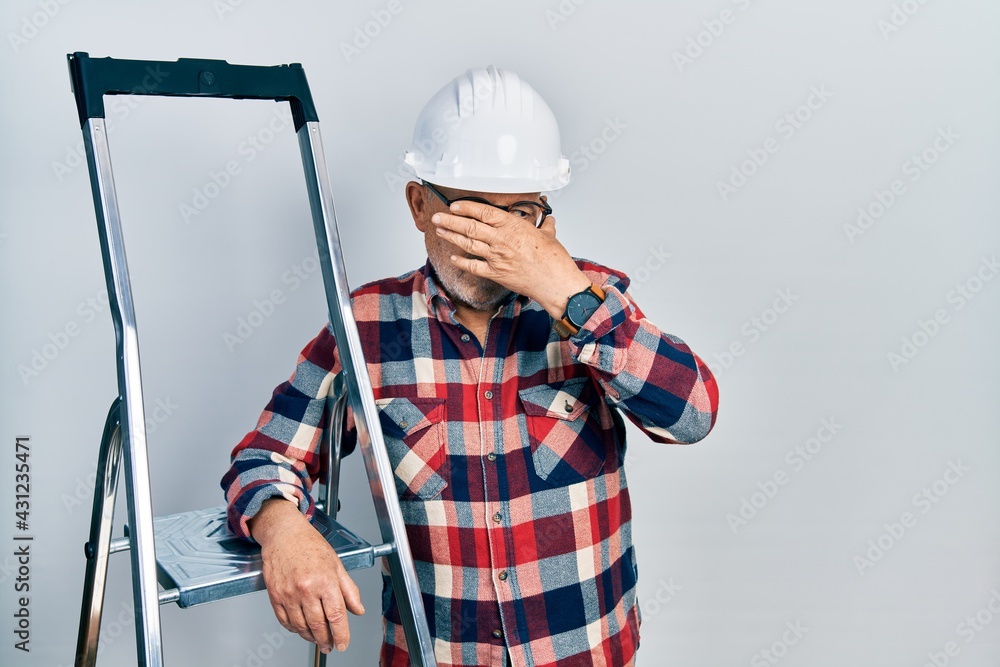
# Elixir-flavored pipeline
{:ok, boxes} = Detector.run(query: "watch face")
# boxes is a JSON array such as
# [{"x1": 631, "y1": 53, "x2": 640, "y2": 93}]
[{"x1": 566, "y1": 290, "x2": 603, "y2": 328}]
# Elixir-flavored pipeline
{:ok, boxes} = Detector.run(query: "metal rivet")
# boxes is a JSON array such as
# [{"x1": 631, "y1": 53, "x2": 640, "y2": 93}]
[
  {"x1": 461, "y1": 333, "x2": 470, "y2": 342},
  {"x1": 486, "y1": 452, "x2": 497, "y2": 462},
  {"x1": 200, "y1": 70, "x2": 216, "y2": 86},
  {"x1": 492, "y1": 629, "x2": 503, "y2": 639}
]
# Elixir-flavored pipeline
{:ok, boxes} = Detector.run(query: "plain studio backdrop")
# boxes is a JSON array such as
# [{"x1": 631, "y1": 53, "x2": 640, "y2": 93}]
[{"x1": 1, "y1": 1, "x2": 999, "y2": 665}]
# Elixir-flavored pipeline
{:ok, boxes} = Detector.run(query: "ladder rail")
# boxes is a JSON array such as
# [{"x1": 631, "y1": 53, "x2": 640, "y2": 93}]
[
  {"x1": 313, "y1": 374, "x2": 346, "y2": 667},
  {"x1": 298, "y1": 122, "x2": 437, "y2": 667},
  {"x1": 75, "y1": 399, "x2": 123, "y2": 667},
  {"x1": 319, "y1": 371, "x2": 347, "y2": 521},
  {"x1": 80, "y1": 116, "x2": 165, "y2": 667}
]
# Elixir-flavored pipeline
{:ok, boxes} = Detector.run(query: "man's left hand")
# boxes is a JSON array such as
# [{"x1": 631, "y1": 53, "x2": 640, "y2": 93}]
[{"x1": 431, "y1": 198, "x2": 592, "y2": 318}]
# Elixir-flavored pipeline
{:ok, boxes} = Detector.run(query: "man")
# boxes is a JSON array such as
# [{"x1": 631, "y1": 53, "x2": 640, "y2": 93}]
[{"x1": 221, "y1": 65, "x2": 719, "y2": 667}]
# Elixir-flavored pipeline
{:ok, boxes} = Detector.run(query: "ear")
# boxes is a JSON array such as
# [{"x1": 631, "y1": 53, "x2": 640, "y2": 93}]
[{"x1": 405, "y1": 181, "x2": 430, "y2": 233}]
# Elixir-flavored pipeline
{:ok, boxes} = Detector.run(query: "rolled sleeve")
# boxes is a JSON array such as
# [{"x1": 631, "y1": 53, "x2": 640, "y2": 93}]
[
  {"x1": 220, "y1": 323, "x2": 345, "y2": 541},
  {"x1": 567, "y1": 261, "x2": 719, "y2": 445}
]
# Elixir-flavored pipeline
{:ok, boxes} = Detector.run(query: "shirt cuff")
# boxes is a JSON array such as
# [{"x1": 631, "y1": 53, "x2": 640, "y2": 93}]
[
  {"x1": 226, "y1": 482, "x2": 313, "y2": 543},
  {"x1": 566, "y1": 283, "x2": 633, "y2": 374}
]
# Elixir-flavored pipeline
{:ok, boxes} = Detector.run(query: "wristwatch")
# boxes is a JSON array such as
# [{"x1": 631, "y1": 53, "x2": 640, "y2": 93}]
[{"x1": 553, "y1": 283, "x2": 606, "y2": 338}]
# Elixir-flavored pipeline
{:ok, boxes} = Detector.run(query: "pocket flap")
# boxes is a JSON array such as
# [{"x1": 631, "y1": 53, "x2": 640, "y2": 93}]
[
  {"x1": 518, "y1": 377, "x2": 591, "y2": 420},
  {"x1": 375, "y1": 397, "x2": 444, "y2": 437}
]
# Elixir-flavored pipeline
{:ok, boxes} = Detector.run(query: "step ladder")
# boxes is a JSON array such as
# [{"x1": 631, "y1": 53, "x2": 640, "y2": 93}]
[{"x1": 66, "y1": 51, "x2": 437, "y2": 667}]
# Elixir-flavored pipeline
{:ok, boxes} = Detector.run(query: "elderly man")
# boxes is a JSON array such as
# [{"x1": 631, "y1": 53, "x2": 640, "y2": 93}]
[{"x1": 221, "y1": 65, "x2": 719, "y2": 667}]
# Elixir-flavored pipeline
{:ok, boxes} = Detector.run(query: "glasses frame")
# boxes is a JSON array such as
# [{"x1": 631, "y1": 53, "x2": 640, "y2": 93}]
[{"x1": 422, "y1": 181, "x2": 553, "y2": 227}]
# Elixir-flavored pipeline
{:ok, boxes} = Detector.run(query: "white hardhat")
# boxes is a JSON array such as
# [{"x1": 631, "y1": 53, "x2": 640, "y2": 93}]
[{"x1": 402, "y1": 65, "x2": 571, "y2": 194}]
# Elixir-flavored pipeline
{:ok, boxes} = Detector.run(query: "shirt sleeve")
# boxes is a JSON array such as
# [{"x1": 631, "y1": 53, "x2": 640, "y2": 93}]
[
  {"x1": 567, "y1": 264, "x2": 720, "y2": 445},
  {"x1": 220, "y1": 322, "x2": 357, "y2": 542}
]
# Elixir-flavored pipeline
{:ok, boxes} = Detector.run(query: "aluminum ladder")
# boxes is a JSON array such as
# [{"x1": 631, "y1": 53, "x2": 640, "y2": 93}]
[{"x1": 66, "y1": 51, "x2": 436, "y2": 667}]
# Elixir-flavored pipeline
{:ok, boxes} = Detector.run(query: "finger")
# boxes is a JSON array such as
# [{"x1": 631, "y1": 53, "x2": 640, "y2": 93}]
[
  {"x1": 302, "y1": 596, "x2": 335, "y2": 653},
  {"x1": 432, "y1": 211, "x2": 499, "y2": 243},
  {"x1": 272, "y1": 601, "x2": 292, "y2": 631},
  {"x1": 320, "y1": 585, "x2": 352, "y2": 652},
  {"x1": 450, "y1": 254, "x2": 490, "y2": 276},
  {"x1": 339, "y1": 570, "x2": 366, "y2": 616},
  {"x1": 538, "y1": 215, "x2": 556, "y2": 237},
  {"x1": 434, "y1": 225, "x2": 493, "y2": 258},
  {"x1": 285, "y1": 603, "x2": 318, "y2": 645},
  {"x1": 450, "y1": 200, "x2": 508, "y2": 226}
]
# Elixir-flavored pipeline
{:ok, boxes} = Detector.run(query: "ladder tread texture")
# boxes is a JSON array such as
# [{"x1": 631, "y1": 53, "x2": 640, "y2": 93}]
[{"x1": 128, "y1": 505, "x2": 375, "y2": 608}]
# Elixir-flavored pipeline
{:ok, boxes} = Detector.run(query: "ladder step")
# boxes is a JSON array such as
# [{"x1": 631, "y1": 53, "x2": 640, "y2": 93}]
[{"x1": 125, "y1": 505, "x2": 384, "y2": 608}]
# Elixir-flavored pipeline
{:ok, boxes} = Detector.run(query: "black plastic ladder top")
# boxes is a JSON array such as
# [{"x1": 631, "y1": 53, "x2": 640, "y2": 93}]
[{"x1": 66, "y1": 51, "x2": 318, "y2": 131}]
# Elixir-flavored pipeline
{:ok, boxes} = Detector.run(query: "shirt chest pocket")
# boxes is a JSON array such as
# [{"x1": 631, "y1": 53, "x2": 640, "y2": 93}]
[
  {"x1": 518, "y1": 377, "x2": 608, "y2": 487},
  {"x1": 374, "y1": 397, "x2": 448, "y2": 500}
]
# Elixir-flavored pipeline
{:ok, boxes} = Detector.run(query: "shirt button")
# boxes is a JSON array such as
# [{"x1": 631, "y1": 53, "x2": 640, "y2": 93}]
[
  {"x1": 492, "y1": 629, "x2": 503, "y2": 639},
  {"x1": 492, "y1": 512, "x2": 502, "y2": 523},
  {"x1": 484, "y1": 390, "x2": 493, "y2": 399},
  {"x1": 461, "y1": 333, "x2": 470, "y2": 342},
  {"x1": 498, "y1": 570, "x2": 508, "y2": 581},
  {"x1": 486, "y1": 452, "x2": 497, "y2": 462}
]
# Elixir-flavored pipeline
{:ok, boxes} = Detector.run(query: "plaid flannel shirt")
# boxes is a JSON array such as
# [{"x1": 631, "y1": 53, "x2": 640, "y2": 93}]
[{"x1": 221, "y1": 258, "x2": 719, "y2": 667}]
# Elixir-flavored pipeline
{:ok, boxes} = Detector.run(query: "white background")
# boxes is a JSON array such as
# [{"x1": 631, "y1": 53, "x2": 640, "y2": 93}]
[{"x1": 1, "y1": 1, "x2": 999, "y2": 666}]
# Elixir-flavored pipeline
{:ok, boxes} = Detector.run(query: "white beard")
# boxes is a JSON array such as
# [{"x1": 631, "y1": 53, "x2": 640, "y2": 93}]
[{"x1": 427, "y1": 255, "x2": 511, "y2": 311}]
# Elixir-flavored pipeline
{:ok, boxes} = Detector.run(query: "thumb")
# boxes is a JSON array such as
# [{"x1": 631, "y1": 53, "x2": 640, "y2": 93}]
[{"x1": 538, "y1": 215, "x2": 557, "y2": 237}]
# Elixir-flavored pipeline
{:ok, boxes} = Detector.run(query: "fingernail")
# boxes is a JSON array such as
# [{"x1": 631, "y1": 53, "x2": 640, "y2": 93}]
[
  {"x1": 436, "y1": 227, "x2": 445, "y2": 236},
  {"x1": 337, "y1": 643, "x2": 347, "y2": 652},
  {"x1": 431, "y1": 213, "x2": 441, "y2": 223}
]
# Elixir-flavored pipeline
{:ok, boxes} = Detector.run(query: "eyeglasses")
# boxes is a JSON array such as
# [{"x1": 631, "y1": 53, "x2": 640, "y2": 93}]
[{"x1": 423, "y1": 181, "x2": 552, "y2": 227}]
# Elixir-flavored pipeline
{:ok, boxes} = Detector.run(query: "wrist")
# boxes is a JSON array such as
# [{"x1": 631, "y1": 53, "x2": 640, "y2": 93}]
[
  {"x1": 538, "y1": 269, "x2": 592, "y2": 321},
  {"x1": 249, "y1": 497, "x2": 304, "y2": 546}
]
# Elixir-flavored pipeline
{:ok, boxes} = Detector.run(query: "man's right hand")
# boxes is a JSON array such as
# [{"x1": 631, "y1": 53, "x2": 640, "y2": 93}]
[{"x1": 249, "y1": 498, "x2": 365, "y2": 654}]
